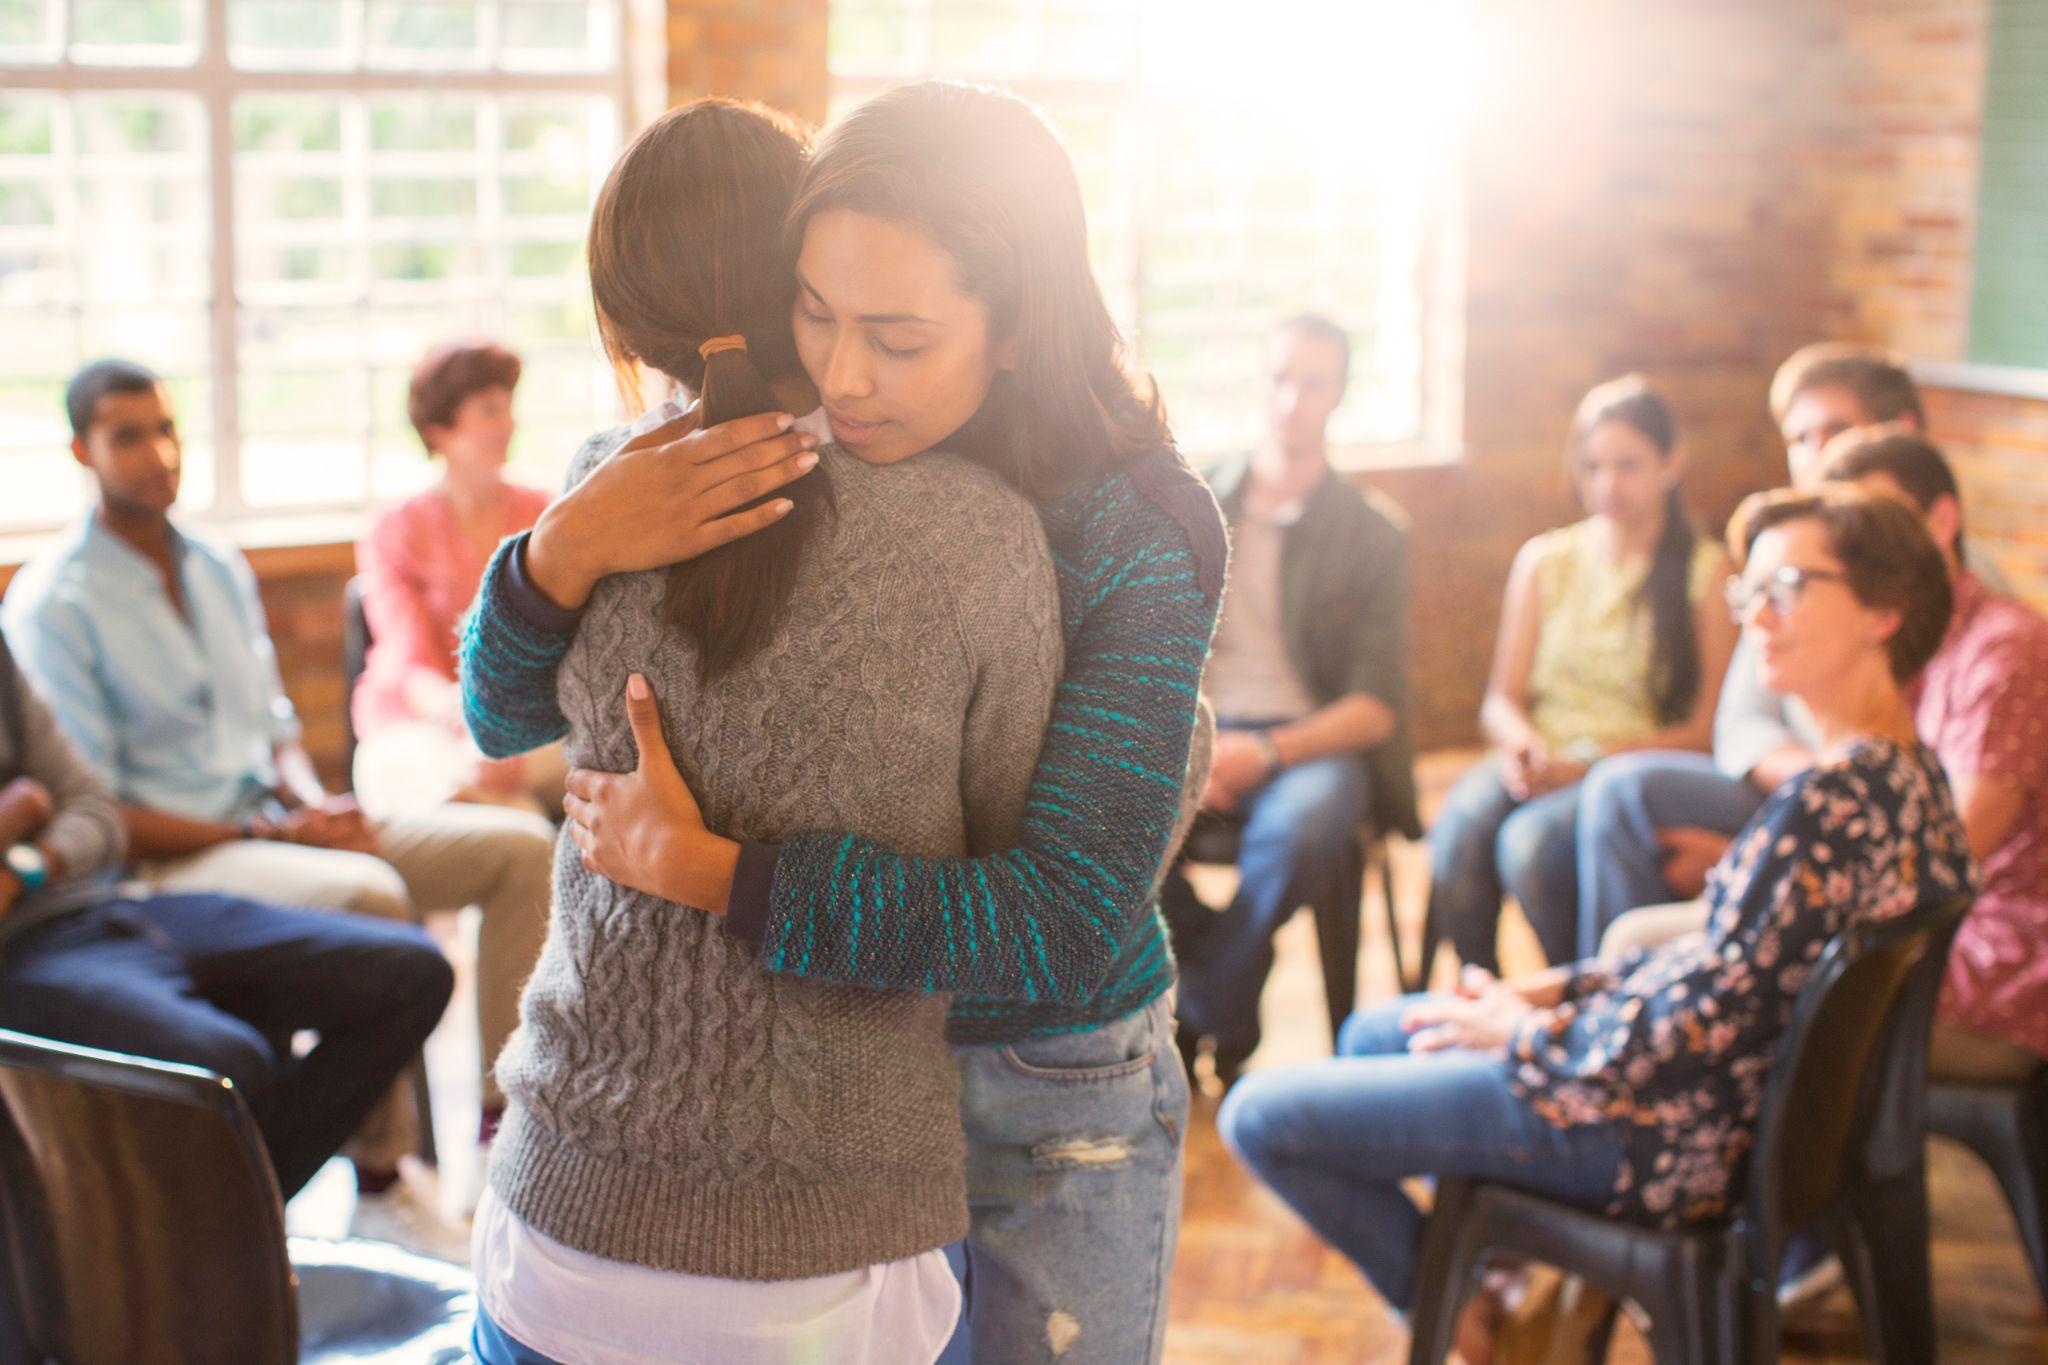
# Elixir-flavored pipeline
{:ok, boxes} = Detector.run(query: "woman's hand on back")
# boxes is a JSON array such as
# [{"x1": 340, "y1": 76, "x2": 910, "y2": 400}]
[
  {"x1": 526, "y1": 410, "x2": 821, "y2": 611},
  {"x1": 563, "y1": 674, "x2": 740, "y2": 913}
]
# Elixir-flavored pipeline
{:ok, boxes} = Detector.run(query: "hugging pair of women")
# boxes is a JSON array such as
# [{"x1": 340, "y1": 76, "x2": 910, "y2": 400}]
[{"x1": 458, "y1": 81, "x2": 1227, "y2": 1364}]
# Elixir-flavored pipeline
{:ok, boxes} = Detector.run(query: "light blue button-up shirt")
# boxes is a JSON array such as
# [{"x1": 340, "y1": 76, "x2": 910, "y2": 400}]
[{"x1": 2, "y1": 512, "x2": 300, "y2": 823}]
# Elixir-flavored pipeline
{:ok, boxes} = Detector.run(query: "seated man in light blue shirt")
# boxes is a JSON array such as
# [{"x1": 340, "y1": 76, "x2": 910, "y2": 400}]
[
  {"x1": 2, "y1": 359, "x2": 553, "y2": 1225},
  {"x1": 1575, "y1": 344, "x2": 2009, "y2": 951}
]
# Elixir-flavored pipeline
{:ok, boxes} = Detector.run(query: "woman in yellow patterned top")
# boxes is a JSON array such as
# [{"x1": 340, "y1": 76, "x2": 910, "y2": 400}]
[{"x1": 1428, "y1": 376, "x2": 1737, "y2": 971}]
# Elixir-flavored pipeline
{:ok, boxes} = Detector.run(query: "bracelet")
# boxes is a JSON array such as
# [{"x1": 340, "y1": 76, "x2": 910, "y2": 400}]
[{"x1": 1253, "y1": 731, "x2": 1284, "y2": 778}]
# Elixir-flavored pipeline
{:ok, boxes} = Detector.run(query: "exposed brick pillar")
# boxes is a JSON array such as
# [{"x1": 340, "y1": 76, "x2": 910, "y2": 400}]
[{"x1": 665, "y1": 0, "x2": 830, "y2": 127}]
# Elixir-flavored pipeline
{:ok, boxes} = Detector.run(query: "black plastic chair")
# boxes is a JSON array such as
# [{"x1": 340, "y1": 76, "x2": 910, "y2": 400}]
[
  {"x1": 0, "y1": 1028, "x2": 472, "y2": 1364},
  {"x1": 1407, "y1": 893, "x2": 1970, "y2": 1365},
  {"x1": 1929, "y1": 1064, "x2": 2048, "y2": 1307},
  {"x1": 339, "y1": 575, "x2": 437, "y2": 1168},
  {"x1": 1178, "y1": 815, "x2": 1421, "y2": 1044}
]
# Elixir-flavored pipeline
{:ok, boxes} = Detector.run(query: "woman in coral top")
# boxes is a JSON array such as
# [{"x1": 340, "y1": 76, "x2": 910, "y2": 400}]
[{"x1": 354, "y1": 342, "x2": 561, "y2": 817}]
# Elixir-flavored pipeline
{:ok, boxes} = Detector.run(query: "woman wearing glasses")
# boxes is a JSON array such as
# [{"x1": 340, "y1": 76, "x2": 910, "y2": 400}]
[
  {"x1": 1425, "y1": 376, "x2": 1738, "y2": 974},
  {"x1": 1219, "y1": 486, "x2": 1973, "y2": 1362}
]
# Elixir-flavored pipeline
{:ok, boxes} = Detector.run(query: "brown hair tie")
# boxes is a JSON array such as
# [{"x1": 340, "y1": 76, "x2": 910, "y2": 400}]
[{"x1": 698, "y1": 334, "x2": 747, "y2": 359}]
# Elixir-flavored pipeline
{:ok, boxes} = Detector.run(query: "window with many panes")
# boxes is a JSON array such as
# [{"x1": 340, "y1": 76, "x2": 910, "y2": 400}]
[
  {"x1": 828, "y1": 0, "x2": 1467, "y2": 467},
  {"x1": 0, "y1": 0, "x2": 629, "y2": 535}
]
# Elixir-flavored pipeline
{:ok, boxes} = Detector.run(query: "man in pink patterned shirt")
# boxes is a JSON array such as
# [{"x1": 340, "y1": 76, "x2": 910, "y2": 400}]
[{"x1": 1826, "y1": 430, "x2": 2048, "y2": 1078}]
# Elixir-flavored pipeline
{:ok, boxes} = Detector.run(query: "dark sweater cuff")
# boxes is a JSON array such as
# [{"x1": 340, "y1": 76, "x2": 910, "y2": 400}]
[
  {"x1": 502, "y1": 532, "x2": 585, "y2": 636},
  {"x1": 721, "y1": 840, "x2": 783, "y2": 953}
]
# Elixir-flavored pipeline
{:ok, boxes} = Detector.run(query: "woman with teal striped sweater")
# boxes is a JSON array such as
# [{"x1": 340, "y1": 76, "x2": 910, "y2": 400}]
[{"x1": 462, "y1": 83, "x2": 1224, "y2": 1362}]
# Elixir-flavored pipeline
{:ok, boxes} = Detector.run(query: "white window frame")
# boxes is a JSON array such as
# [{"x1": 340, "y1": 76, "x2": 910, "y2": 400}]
[
  {"x1": 827, "y1": 2, "x2": 1466, "y2": 472},
  {"x1": 0, "y1": 0, "x2": 649, "y2": 545}
]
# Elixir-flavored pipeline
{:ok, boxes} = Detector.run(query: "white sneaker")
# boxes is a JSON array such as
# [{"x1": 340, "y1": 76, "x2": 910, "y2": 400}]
[{"x1": 349, "y1": 1164, "x2": 471, "y2": 1264}]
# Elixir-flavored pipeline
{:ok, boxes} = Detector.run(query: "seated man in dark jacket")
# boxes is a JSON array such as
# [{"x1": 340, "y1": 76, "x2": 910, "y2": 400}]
[{"x1": 1164, "y1": 314, "x2": 1419, "y2": 1083}]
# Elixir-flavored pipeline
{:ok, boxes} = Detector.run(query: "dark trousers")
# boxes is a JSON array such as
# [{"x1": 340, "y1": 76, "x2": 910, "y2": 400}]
[
  {"x1": 1164, "y1": 739, "x2": 1371, "y2": 1058},
  {"x1": 0, "y1": 893, "x2": 452, "y2": 1200}
]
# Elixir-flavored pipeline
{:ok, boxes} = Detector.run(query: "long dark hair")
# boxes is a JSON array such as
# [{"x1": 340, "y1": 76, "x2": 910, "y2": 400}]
[
  {"x1": 1569, "y1": 375, "x2": 1699, "y2": 723},
  {"x1": 588, "y1": 99, "x2": 828, "y2": 681},
  {"x1": 788, "y1": 80, "x2": 1169, "y2": 500}
]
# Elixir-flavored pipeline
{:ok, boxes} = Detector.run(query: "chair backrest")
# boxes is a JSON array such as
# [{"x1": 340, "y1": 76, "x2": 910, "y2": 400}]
[
  {"x1": 0, "y1": 1029, "x2": 297, "y2": 1365},
  {"x1": 1742, "y1": 893, "x2": 1970, "y2": 1273},
  {"x1": 341, "y1": 575, "x2": 371, "y2": 772}
]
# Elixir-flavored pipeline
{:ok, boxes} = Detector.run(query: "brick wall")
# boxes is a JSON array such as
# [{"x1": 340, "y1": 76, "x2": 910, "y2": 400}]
[
  {"x1": 1367, "y1": 0, "x2": 2048, "y2": 745},
  {"x1": 1794, "y1": 0, "x2": 2048, "y2": 615},
  {"x1": 251, "y1": 546, "x2": 357, "y2": 787},
  {"x1": 1925, "y1": 382, "x2": 2048, "y2": 615},
  {"x1": 1803, "y1": 0, "x2": 1989, "y2": 360},
  {"x1": 663, "y1": 0, "x2": 829, "y2": 125},
  {"x1": 1365, "y1": 0, "x2": 1824, "y2": 746}
]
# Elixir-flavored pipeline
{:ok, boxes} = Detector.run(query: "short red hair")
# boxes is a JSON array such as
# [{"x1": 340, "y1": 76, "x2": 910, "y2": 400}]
[{"x1": 407, "y1": 341, "x2": 521, "y2": 452}]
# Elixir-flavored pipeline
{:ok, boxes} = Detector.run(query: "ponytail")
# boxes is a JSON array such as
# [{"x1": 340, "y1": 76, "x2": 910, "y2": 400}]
[
  {"x1": 1644, "y1": 483, "x2": 1700, "y2": 723},
  {"x1": 660, "y1": 336, "x2": 832, "y2": 681}
]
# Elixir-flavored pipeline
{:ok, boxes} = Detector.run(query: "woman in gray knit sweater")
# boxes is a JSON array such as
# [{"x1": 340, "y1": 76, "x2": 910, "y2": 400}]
[{"x1": 471, "y1": 103, "x2": 1061, "y2": 1362}]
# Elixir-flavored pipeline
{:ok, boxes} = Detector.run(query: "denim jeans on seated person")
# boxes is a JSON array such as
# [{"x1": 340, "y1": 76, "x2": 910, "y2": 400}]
[
  {"x1": 1426, "y1": 758, "x2": 1584, "y2": 973},
  {"x1": 1573, "y1": 750, "x2": 1766, "y2": 958},
  {"x1": 0, "y1": 892, "x2": 450, "y2": 1200},
  {"x1": 1217, "y1": 994, "x2": 1626, "y2": 1314},
  {"x1": 942, "y1": 993, "x2": 1189, "y2": 1365},
  {"x1": 1163, "y1": 721, "x2": 1371, "y2": 1058}
]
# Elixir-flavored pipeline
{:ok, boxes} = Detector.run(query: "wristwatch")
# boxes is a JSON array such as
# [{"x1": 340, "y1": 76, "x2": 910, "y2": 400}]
[
  {"x1": 1252, "y1": 731, "x2": 1284, "y2": 779},
  {"x1": 4, "y1": 844, "x2": 47, "y2": 893}
]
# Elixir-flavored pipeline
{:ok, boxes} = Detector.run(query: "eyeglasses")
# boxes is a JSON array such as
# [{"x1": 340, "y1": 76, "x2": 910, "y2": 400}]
[{"x1": 1724, "y1": 565, "x2": 1849, "y2": 622}]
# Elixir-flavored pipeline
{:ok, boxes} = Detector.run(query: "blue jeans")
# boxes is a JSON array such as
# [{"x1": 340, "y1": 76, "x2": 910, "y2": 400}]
[
  {"x1": 1164, "y1": 735, "x2": 1371, "y2": 1055},
  {"x1": 1426, "y1": 759, "x2": 1582, "y2": 972},
  {"x1": 473, "y1": 1303, "x2": 564, "y2": 1364},
  {"x1": 0, "y1": 893, "x2": 450, "y2": 1200},
  {"x1": 1574, "y1": 751, "x2": 1766, "y2": 957},
  {"x1": 942, "y1": 994, "x2": 1189, "y2": 1364},
  {"x1": 1217, "y1": 995, "x2": 1626, "y2": 1313}
]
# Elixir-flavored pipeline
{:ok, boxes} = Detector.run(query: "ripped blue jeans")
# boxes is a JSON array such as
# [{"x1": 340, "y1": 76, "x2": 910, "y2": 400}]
[{"x1": 944, "y1": 993, "x2": 1188, "y2": 1364}]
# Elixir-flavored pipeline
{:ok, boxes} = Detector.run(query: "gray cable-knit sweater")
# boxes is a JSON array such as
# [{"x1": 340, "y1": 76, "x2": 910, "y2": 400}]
[{"x1": 489, "y1": 431, "x2": 1062, "y2": 1282}]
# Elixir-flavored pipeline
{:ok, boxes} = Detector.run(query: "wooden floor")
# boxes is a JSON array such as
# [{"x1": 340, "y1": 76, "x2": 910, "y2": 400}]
[
  {"x1": 1162, "y1": 752, "x2": 2048, "y2": 1363},
  {"x1": 289, "y1": 751, "x2": 2048, "y2": 1361}
]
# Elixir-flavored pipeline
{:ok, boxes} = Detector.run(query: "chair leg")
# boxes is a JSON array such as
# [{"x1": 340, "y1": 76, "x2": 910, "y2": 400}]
[
  {"x1": 1312, "y1": 841, "x2": 1366, "y2": 1046},
  {"x1": 1971, "y1": 1084, "x2": 2048, "y2": 1306},
  {"x1": 1647, "y1": 1262, "x2": 1742, "y2": 1365},
  {"x1": 1408, "y1": 1182, "x2": 1484, "y2": 1365},
  {"x1": 2005, "y1": 1088, "x2": 2048, "y2": 1307},
  {"x1": 410, "y1": 1055, "x2": 438, "y2": 1167},
  {"x1": 1839, "y1": 1167, "x2": 1935, "y2": 1365},
  {"x1": 1410, "y1": 866, "x2": 1442, "y2": 996},
  {"x1": 1584, "y1": 1299, "x2": 1619, "y2": 1364}
]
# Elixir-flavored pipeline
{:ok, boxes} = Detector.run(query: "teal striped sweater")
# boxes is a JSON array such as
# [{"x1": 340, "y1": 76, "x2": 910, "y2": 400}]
[{"x1": 460, "y1": 444, "x2": 1226, "y2": 1045}]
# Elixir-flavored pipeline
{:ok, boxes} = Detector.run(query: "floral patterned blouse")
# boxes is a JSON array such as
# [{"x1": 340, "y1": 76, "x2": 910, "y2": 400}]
[{"x1": 1508, "y1": 737, "x2": 1976, "y2": 1226}]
